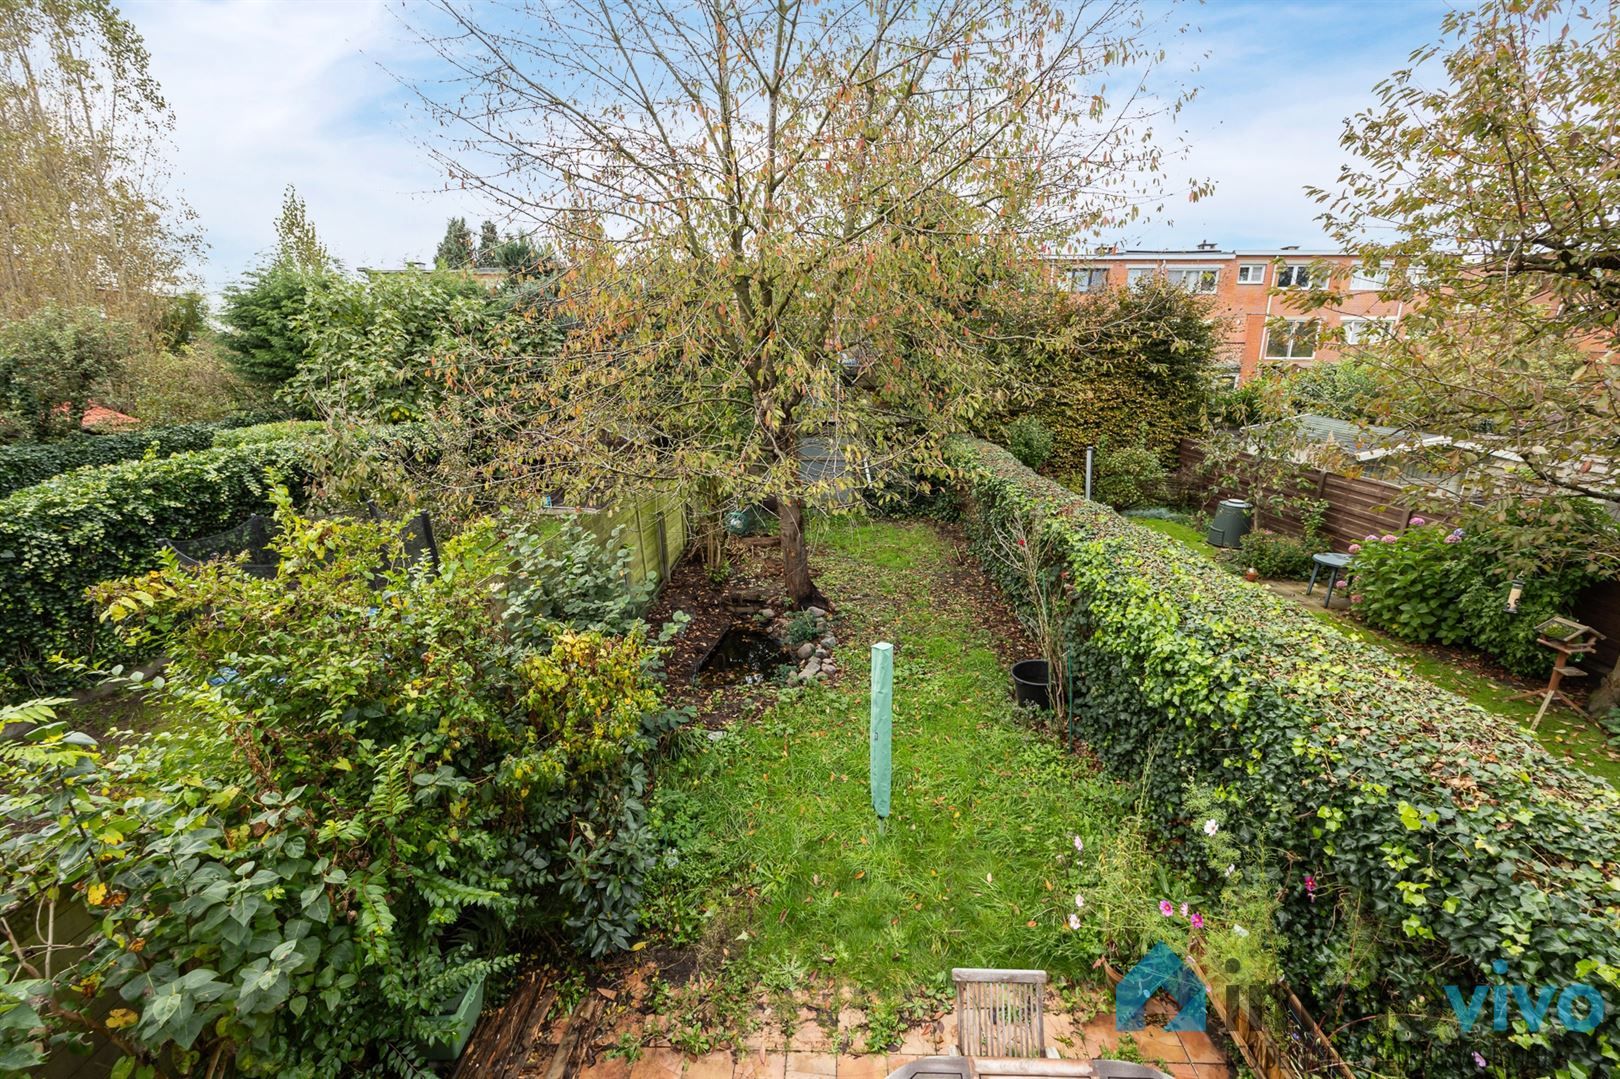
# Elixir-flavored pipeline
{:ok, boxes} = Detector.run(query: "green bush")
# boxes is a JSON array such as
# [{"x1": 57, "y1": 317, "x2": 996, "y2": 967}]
[
  {"x1": 0, "y1": 423, "x2": 215, "y2": 495},
  {"x1": 501, "y1": 516, "x2": 655, "y2": 639},
  {"x1": 1349, "y1": 520, "x2": 1596, "y2": 678},
  {"x1": 0, "y1": 504, "x2": 682, "y2": 1074},
  {"x1": 0, "y1": 306, "x2": 136, "y2": 442},
  {"x1": 212, "y1": 420, "x2": 326, "y2": 449},
  {"x1": 1089, "y1": 443, "x2": 1170, "y2": 510},
  {"x1": 982, "y1": 278, "x2": 1215, "y2": 472},
  {"x1": 951, "y1": 437, "x2": 1620, "y2": 1077},
  {"x1": 0, "y1": 441, "x2": 308, "y2": 696},
  {"x1": 1230, "y1": 528, "x2": 1315, "y2": 580},
  {"x1": 219, "y1": 263, "x2": 335, "y2": 388},
  {"x1": 1003, "y1": 416, "x2": 1054, "y2": 470}
]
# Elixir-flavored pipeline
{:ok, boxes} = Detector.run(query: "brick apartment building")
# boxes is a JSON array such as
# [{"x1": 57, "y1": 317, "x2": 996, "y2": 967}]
[{"x1": 1047, "y1": 243, "x2": 1409, "y2": 383}]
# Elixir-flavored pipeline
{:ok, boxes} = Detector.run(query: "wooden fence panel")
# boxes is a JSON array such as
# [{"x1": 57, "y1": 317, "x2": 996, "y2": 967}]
[{"x1": 1179, "y1": 438, "x2": 1618, "y2": 672}]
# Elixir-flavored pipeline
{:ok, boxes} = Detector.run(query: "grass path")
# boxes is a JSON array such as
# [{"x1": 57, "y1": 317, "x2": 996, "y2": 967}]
[{"x1": 643, "y1": 518, "x2": 1149, "y2": 1001}]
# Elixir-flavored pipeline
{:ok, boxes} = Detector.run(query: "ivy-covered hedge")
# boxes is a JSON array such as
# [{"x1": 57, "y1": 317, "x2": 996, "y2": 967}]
[
  {"x1": 0, "y1": 442, "x2": 309, "y2": 696},
  {"x1": 951, "y1": 437, "x2": 1620, "y2": 1077},
  {"x1": 0, "y1": 416, "x2": 297, "y2": 495}
]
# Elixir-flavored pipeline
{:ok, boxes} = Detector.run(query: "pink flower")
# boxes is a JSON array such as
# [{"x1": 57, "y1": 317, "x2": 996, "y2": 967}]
[
  {"x1": 1365, "y1": 534, "x2": 1379, "y2": 542},
  {"x1": 1409, "y1": 516, "x2": 1427, "y2": 526},
  {"x1": 1159, "y1": 900, "x2": 1174, "y2": 917},
  {"x1": 1350, "y1": 593, "x2": 1364, "y2": 604},
  {"x1": 1348, "y1": 543, "x2": 1361, "y2": 554},
  {"x1": 1180, "y1": 902, "x2": 1189, "y2": 917},
  {"x1": 1304, "y1": 874, "x2": 1318, "y2": 902},
  {"x1": 1190, "y1": 912, "x2": 1205, "y2": 929},
  {"x1": 1381, "y1": 534, "x2": 1397, "y2": 543},
  {"x1": 1472, "y1": 1051, "x2": 1486, "y2": 1069},
  {"x1": 1444, "y1": 533, "x2": 1461, "y2": 544}
]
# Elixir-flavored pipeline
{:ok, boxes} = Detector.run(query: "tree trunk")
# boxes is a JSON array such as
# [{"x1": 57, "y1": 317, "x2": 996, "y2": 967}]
[{"x1": 778, "y1": 494, "x2": 830, "y2": 610}]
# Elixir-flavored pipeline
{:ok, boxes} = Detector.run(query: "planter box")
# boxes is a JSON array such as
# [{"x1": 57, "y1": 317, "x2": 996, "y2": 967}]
[{"x1": 423, "y1": 973, "x2": 487, "y2": 1063}]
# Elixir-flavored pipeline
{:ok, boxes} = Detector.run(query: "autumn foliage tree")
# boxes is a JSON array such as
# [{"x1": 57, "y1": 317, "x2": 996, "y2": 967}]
[
  {"x1": 1310, "y1": 0, "x2": 1620, "y2": 704},
  {"x1": 0, "y1": 0, "x2": 198, "y2": 328},
  {"x1": 411, "y1": 0, "x2": 1199, "y2": 607}
]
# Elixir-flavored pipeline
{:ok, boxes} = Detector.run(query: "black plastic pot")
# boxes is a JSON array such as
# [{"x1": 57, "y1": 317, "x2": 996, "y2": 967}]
[{"x1": 1011, "y1": 659, "x2": 1051, "y2": 710}]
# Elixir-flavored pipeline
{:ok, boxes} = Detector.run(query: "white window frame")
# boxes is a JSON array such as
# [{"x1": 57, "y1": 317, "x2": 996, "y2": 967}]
[
  {"x1": 1236, "y1": 263, "x2": 1266, "y2": 285},
  {"x1": 1165, "y1": 266, "x2": 1220, "y2": 294},
  {"x1": 1068, "y1": 267, "x2": 1109, "y2": 293},
  {"x1": 1341, "y1": 316, "x2": 1396, "y2": 346},
  {"x1": 1265, "y1": 318, "x2": 1319, "y2": 359},
  {"x1": 1126, "y1": 267, "x2": 1154, "y2": 286},
  {"x1": 1275, "y1": 264, "x2": 1320, "y2": 290},
  {"x1": 1348, "y1": 267, "x2": 1388, "y2": 292}
]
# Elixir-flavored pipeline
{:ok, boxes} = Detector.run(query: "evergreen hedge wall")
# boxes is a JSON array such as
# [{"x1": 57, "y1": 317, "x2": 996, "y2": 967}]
[
  {"x1": 951, "y1": 437, "x2": 1620, "y2": 1077},
  {"x1": 0, "y1": 441, "x2": 309, "y2": 696}
]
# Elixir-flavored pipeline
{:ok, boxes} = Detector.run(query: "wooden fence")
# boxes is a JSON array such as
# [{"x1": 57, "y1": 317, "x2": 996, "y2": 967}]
[
  {"x1": 1178, "y1": 438, "x2": 1620, "y2": 674},
  {"x1": 1177, "y1": 439, "x2": 1440, "y2": 550}
]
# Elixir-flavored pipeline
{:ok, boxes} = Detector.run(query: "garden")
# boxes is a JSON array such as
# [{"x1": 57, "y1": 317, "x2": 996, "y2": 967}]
[{"x1": 5, "y1": 0, "x2": 1620, "y2": 1076}]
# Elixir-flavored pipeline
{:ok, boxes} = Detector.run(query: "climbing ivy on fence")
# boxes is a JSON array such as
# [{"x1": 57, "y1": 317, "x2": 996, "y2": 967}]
[
  {"x1": 950, "y1": 437, "x2": 1620, "y2": 1078},
  {"x1": 0, "y1": 441, "x2": 309, "y2": 696}
]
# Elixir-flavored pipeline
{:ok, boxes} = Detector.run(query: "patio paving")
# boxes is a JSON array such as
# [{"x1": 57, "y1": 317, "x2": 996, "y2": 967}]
[{"x1": 574, "y1": 1005, "x2": 1234, "y2": 1079}]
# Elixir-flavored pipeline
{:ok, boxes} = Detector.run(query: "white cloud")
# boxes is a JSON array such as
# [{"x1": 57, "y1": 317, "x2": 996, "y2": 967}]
[{"x1": 127, "y1": 0, "x2": 492, "y2": 295}]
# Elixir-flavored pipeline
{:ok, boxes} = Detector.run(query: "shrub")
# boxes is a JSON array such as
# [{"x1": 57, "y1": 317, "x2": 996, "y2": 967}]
[
  {"x1": 1349, "y1": 518, "x2": 1597, "y2": 678},
  {"x1": 219, "y1": 263, "x2": 334, "y2": 388},
  {"x1": 0, "y1": 306, "x2": 138, "y2": 443},
  {"x1": 99, "y1": 339, "x2": 247, "y2": 426},
  {"x1": 213, "y1": 419, "x2": 326, "y2": 448},
  {"x1": 1003, "y1": 416, "x2": 1054, "y2": 470},
  {"x1": 0, "y1": 441, "x2": 308, "y2": 696},
  {"x1": 951, "y1": 437, "x2": 1620, "y2": 1077},
  {"x1": 981, "y1": 278, "x2": 1215, "y2": 472},
  {"x1": 0, "y1": 503, "x2": 682, "y2": 1074},
  {"x1": 1229, "y1": 528, "x2": 1315, "y2": 580},
  {"x1": 501, "y1": 516, "x2": 655, "y2": 640},
  {"x1": 1090, "y1": 443, "x2": 1169, "y2": 510},
  {"x1": 0, "y1": 422, "x2": 223, "y2": 495}
]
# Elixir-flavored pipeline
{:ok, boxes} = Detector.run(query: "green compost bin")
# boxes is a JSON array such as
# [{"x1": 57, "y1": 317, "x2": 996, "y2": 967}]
[{"x1": 1206, "y1": 498, "x2": 1253, "y2": 548}]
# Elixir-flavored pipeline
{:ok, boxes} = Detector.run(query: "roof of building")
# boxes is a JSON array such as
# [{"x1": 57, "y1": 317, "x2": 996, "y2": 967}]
[
  {"x1": 1043, "y1": 246, "x2": 1347, "y2": 262},
  {"x1": 1242, "y1": 412, "x2": 1449, "y2": 461}
]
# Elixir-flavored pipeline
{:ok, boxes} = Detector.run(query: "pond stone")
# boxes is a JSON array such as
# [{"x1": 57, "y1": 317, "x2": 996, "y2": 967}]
[
  {"x1": 758, "y1": 608, "x2": 776, "y2": 621},
  {"x1": 796, "y1": 642, "x2": 816, "y2": 660}
]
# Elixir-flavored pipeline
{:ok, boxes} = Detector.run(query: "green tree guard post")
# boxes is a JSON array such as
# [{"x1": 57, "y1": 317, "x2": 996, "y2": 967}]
[{"x1": 870, "y1": 641, "x2": 893, "y2": 819}]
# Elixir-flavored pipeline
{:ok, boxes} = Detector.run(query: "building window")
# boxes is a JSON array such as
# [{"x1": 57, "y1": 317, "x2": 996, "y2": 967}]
[
  {"x1": 1341, "y1": 316, "x2": 1395, "y2": 345},
  {"x1": 1348, "y1": 267, "x2": 1388, "y2": 292},
  {"x1": 1236, "y1": 263, "x2": 1266, "y2": 284},
  {"x1": 1265, "y1": 319, "x2": 1319, "y2": 359},
  {"x1": 1068, "y1": 267, "x2": 1109, "y2": 293},
  {"x1": 1275, "y1": 264, "x2": 1319, "y2": 290},
  {"x1": 1166, "y1": 267, "x2": 1219, "y2": 293},
  {"x1": 1126, "y1": 267, "x2": 1154, "y2": 286}
]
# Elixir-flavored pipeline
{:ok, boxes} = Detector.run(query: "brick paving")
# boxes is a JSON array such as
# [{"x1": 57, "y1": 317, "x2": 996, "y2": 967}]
[{"x1": 577, "y1": 1005, "x2": 1234, "y2": 1079}]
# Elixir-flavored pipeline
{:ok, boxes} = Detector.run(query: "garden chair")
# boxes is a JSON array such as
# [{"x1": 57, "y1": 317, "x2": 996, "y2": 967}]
[{"x1": 951, "y1": 968, "x2": 1054, "y2": 1059}]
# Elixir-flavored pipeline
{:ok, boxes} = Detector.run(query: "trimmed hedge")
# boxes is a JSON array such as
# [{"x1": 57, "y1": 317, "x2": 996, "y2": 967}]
[
  {"x1": 212, "y1": 419, "x2": 325, "y2": 448},
  {"x1": 0, "y1": 442, "x2": 309, "y2": 696},
  {"x1": 0, "y1": 416, "x2": 292, "y2": 496},
  {"x1": 951, "y1": 438, "x2": 1620, "y2": 1077}
]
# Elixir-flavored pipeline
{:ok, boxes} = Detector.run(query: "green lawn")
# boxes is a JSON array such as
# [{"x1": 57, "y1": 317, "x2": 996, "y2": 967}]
[
  {"x1": 1125, "y1": 518, "x2": 1620, "y2": 787},
  {"x1": 643, "y1": 519, "x2": 1148, "y2": 1001},
  {"x1": 1126, "y1": 513, "x2": 1215, "y2": 559}
]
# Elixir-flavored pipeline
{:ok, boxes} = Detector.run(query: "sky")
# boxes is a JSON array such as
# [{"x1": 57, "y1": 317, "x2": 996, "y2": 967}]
[{"x1": 124, "y1": 0, "x2": 1458, "y2": 299}]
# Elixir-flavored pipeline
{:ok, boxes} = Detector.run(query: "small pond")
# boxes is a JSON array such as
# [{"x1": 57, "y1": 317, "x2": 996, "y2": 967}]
[{"x1": 695, "y1": 626, "x2": 791, "y2": 686}]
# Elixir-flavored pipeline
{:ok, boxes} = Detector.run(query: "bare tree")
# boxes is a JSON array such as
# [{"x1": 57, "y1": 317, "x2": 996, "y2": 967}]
[{"x1": 407, "y1": 0, "x2": 1202, "y2": 606}]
